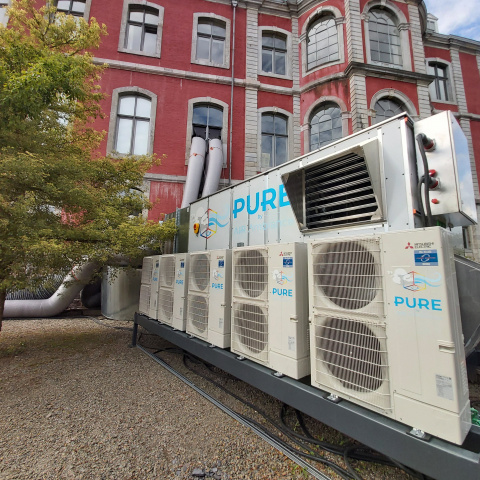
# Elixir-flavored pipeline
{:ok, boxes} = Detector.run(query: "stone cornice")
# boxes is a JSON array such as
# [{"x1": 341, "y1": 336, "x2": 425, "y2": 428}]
[{"x1": 424, "y1": 32, "x2": 480, "y2": 55}]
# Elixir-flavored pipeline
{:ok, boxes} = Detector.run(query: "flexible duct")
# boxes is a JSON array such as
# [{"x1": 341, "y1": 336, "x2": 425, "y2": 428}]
[
  {"x1": 201, "y1": 138, "x2": 224, "y2": 197},
  {"x1": 3, "y1": 262, "x2": 98, "y2": 318},
  {"x1": 181, "y1": 137, "x2": 207, "y2": 208}
]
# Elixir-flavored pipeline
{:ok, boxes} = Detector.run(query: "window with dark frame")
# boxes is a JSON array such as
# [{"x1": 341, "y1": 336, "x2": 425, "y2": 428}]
[
  {"x1": 125, "y1": 6, "x2": 159, "y2": 55},
  {"x1": 55, "y1": 0, "x2": 86, "y2": 17},
  {"x1": 373, "y1": 98, "x2": 404, "y2": 124},
  {"x1": 114, "y1": 95, "x2": 152, "y2": 155},
  {"x1": 262, "y1": 32, "x2": 287, "y2": 75},
  {"x1": 427, "y1": 62, "x2": 450, "y2": 102},
  {"x1": 368, "y1": 8, "x2": 402, "y2": 66},
  {"x1": 309, "y1": 103, "x2": 342, "y2": 151},
  {"x1": 306, "y1": 15, "x2": 339, "y2": 71},
  {"x1": 192, "y1": 104, "x2": 223, "y2": 141},
  {"x1": 261, "y1": 113, "x2": 288, "y2": 168},
  {"x1": 196, "y1": 18, "x2": 226, "y2": 65}
]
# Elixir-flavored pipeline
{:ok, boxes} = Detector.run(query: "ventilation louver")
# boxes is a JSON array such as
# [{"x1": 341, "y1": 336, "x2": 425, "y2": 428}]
[
  {"x1": 189, "y1": 253, "x2": 210, "y2": 292},
  {"x1": 160, "y1": 256, "x2": 175, "y2": 287},
  {"x1": 187, "y1": 294, "x2": 209, "y2": 337},
  {"x1": 233, "y1": 248, "x2": 268, "y2": 301}
]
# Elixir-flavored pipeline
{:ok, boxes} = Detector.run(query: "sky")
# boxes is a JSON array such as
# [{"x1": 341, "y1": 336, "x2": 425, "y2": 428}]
[{"x1": 423, "y1": 0, "x2": 480, "y2": 41}]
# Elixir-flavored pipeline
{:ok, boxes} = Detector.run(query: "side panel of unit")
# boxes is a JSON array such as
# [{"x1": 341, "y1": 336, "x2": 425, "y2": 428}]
[
  {"x1": 158, "y1": 254, "x2": 175, "y2": 325},
  {"x1": 138, "y1": 256, "x2": 154, "y2": 316},
  {"x1": 231, "y1": 181, "x2": 251, "y2": 247},
  {"x1": 188, "y1": 198, "x2": 209, "y2": 252},
  {"x1": 148, "y1": 255, "x2": 161, "y2": 319},
  {"x1": 172, "y1": 254, "x2": 189, "y2": 330},
  {"x1": 205, "y1": 189, "x2": 232, "y2": 250}
]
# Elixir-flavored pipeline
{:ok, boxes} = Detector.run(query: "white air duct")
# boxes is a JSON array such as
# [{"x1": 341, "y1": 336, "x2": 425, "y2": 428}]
[
  {"x1": 202, "y1": 138, "x2": 224, "y2": 197},
  {"x1": 181, "y1": 137, "x2": 206, "y2": 208}
]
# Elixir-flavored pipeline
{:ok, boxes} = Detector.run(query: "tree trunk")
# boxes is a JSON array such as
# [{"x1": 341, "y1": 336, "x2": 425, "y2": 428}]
[{"x1": 0, "y1": 288, "x2": 5, "y2": 332}]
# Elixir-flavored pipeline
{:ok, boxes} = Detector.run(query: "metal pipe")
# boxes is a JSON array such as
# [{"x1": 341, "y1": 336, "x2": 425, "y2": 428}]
[{"x1": 229, "y1": 0, "x2": 237, "y2": 185}]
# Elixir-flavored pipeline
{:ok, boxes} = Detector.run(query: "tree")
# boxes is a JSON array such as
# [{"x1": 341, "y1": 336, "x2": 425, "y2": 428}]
[{"x1": 0, "y1": 0, "x2": 176, "y2": 329}]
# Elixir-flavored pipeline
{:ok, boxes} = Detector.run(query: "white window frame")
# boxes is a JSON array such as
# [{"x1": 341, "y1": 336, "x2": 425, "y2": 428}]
[
  {"x1": 191, "y1": 13, "x2": 231, "y2": 69},
  {"x1": 368, "y1": 88, "x2": 418, "y2": 124},
  {"x1": 257, "y1": 107, "x2": 294, "y2": 171},
  {"x1": 0, "y1": 1, "x2": 10, "y2": 26},
  {"x1": 52, "y1": 0, "x2": 92, "y2": 20},
  {"x1": 303, "y1": 96, "x2": 349, "y2": 153},
  {"x1": 426, "y1": 58, "x2": 457, "y2": 105},
  {"x1": 107, "y1": 86, "x2": 157, "y2": 156},
  {"x1": 185, "y1": 97, "x2": 229, "y2": 166},
  {"x1": 258, "y1": 27, "x2": 293, "y2": 80},
  {"x1": 362, "y1": 1, "x2": 411, "y2": 71},
  {"x1": 118, "y1": 0, "x2": 164, "y2": 59},
  {"x1": 300, "y1": 6, "x2": 345, "y2": 77}
]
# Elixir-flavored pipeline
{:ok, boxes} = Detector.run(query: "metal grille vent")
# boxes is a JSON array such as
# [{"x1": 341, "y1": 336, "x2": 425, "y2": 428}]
[
  {"x1": 314, "y1": 315, "x2": 391, "y2": 411},
  {"x1": 305, "y1": 153, "x2": 379, "y2": 229},
  {"x1": 141, "y1": 257, "x2": 154, "y2": 285},
  {"x1": 138, "y1": 284, "x2": 151, "y2": 315},
  {"x1": 160, "y1": 256, "x2": 175, "y2": 288},
  {"x1": 187, "y1": 294, "x2": 208, "y2": 336},
  {"x1": 233, "y1": 249, "x2": 268, "y2": 300},
  {"x1": 190, "y1": 254, "x2": 210, "y2": 292},
  {"x1": 313, "y1": 239, "x2": 383, "y2": 314},
  {"x1": 158, "y1": 289, "x2": 174, "y2": 323},
  {"x1": 232, "y1": 303, "x2": 268, "y2": 362}
]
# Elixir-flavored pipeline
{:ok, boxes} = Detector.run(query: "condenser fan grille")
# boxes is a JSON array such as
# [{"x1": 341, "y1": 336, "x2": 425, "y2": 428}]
[
  {"x1": 141, "y1": 257, "x2": 154, "y2": 284},
  {"x1": 160, "y1": 256, "x2": 175, "y2": 287},
  {"x1": 314, "y1": 315, "x2": 391, "y2": 410},
  {"x1": 159, "y1": 289, "x2": 174, "y2": 323},
  {"x1": 234, "y1": 249, "x2": 268, "y2": 299},
  {"x1": 187, "y1": 295, "x2": 208, "y2": 335},
  {"x1": 305, "y1": 153, "x2": 379, "y2": 229},
  {"x1": 138, "y1": 284, "x2": 151, "y2": 315},
  {"x1": 190, "y1": 254, "x2": 210, "y2": 292},
  {"x1": 233, "y1": 303, "x2": 268, "y2": 360},
  {"x1": 313, "y1": 239, "x2": 383, "y2": 314}
]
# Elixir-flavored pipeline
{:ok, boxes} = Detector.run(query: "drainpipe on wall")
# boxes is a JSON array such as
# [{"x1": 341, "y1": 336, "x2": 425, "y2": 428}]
[{"x1": 229, "y1": 0, "x2": 237, "y2": 185}]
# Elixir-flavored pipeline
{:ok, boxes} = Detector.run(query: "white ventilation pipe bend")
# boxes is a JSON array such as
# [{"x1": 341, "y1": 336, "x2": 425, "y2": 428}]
[
  {"x1": 181, "y1": 137, "x2": 207, "y2": 208},
  {"x1": 3, "y1": 262, "x2": 98, "y2": 318},
  {"x1": 202, "y1": 138, "x2": 224, "y2": 197}
]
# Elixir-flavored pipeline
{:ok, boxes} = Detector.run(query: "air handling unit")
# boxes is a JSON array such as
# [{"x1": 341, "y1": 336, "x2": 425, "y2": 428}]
[
  {"x1": 231, "y1": 243, "x2": 309, "y2": 379},
  {"x1": 309, "y1": 226, "x2": 470, "y2": 445},
  {"x1": 186, "y1": 249, "x2": 232, "y2": 347}
]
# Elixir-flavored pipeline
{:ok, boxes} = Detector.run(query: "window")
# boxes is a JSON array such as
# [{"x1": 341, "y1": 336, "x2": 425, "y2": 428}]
[
  {"x1": 310, "y1": 103, "x2": 342, "y2": 150},
  {"x1": 261, "y1": 113, "x2": 288, "y2": 168},
  {"x1": 192, "y1": 104, "x2": 223, "y2": 140},
  {"x1": 125, "y1": 6, "x2": 158, "y2": 55},
  {"x1": 55, "y1": 0, "x2": 85, "y2": 16},
  {"x1": 262, "y1": 32, "x2": 287, "y2": 76},
  {"x1": 115, "y1": 95, "x2": 151, "y2": 155},
  {"x1": 373, "y1": 98, "x2": 404, "y2": 124},
  {"x1": 0, "y1": 1, "x2": 9, "y2": 26},
  {"x1": 192, "y1": 14, "x2": 230, "y2": 69},
  {"x1": 428, "y1": 62, "x2": 450, "y2": 102},
  {"x1": 368, "y1": 8, "x2": 402, "y2": 66},
  {"x1": 306, "y1": 15, "x2": 339, "y2": 71},
  {"x1": 118, "y1": 1, "x2": 164, "y2": 58}
]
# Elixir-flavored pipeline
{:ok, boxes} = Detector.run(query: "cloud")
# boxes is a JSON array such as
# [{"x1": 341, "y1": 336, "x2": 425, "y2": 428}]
[{"x1": 424, "y1": 0, "x2": 480, "y2": 40}]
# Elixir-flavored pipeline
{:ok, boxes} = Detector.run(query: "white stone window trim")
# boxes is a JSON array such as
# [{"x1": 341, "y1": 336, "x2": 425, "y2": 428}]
[
  {"x1": 258, "y1": 26, "x2": 293, "y2": 80},
  {"x1": 257, "y1": 107, "x2": 294, "y2": 172},
  {"x1": 107, "y1": 86, "x2": 158, "y2": 156},
  {"x1": 303, "y1": 96, "x2": 349, "y2": 153},
  {"x1": 362, "y1": 0, "x2": 412, "y2": 72},
  {"x1": 368, "y1": 88, "x2": 418, "y2": 124},
  {"x1": 118, "y1": 0, "x2": 164, "y2": 59},
  {"x1": 0, "y1": 0, "x2": 10, "y2": 26},
  {"x1": 50, "y1": 0, "x2": 92, "y2": 21},
  {"x1": 425, "y1": 57, "x2": 457, "y2": 105},
  {"x1": 191, "y1": 12, "x2": 231, "y2": 70},
  {"x1": 300, "y1": 6, "x2": 345, "y2": 78},
  {"x1": 185, "y1": 97, "x2": 229, "y2": 166}
]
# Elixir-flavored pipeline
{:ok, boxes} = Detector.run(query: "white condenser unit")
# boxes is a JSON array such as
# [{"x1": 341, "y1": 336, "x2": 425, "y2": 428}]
[
  {"x1": 309, "y1": 227, "x2": 471, "y2": 445},
  {"x1": 157, "y1": 254, "x2": 175, "y2": 325},
  {"x1": 187, "y1": 250, "x2": 232, "y2": 347},
  {"x1": 138, "y1": 256, "x2": 154, "y2": 316},
  {"x1": 148, "y1": 255, "x2": 161, "y2": 319},
  {"x1": 231, "y1": 243, "x2": 309, "y2": 379}
]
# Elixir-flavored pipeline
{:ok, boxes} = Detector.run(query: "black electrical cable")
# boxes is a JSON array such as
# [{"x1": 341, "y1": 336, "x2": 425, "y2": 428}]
[{"x1": 416, "y1": 134, "x2": 434, "y2": 227}]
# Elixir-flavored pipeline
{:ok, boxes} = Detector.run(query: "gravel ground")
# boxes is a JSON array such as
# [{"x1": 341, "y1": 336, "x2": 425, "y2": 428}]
[{"x1": 0, "y1": 315, "x2": 417, "y2": 480}]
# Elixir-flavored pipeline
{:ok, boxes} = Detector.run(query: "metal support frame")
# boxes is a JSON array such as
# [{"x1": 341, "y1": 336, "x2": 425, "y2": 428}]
[{"x1": 134, "y1": 313, "x2": 480, "y2": 480}]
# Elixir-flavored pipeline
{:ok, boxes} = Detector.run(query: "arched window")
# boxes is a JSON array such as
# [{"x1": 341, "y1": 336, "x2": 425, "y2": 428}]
[
  {"x1": 306, "y1": 15, "x2": 339, "y2": 71},
  {"x1": 192, "y1": 104, "x2": 223, "y2": 140},
  {"x1": 427, "y1": 61, "x2": 451, "y2": 102},
  {"x1": 373, "y1": 98, "x2": 404, "y2": 124},
  {"x1": 368, "y1": 8, "x2": 402, "y2": 66},
  {"x1": 309, "y1": 103, "x2": 342, "y2": 150},
  {"x1": 115, "y1": 95, "x2": 152, "y2": 155},
  {"x1": 261, "y1": 113, "x2": 288, "y2": 168}
]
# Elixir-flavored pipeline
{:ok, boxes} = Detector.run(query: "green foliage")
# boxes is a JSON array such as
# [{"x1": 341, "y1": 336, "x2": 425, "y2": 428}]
[{"x1": 0, "y1": 1, "x2": 176, "y2": 323}]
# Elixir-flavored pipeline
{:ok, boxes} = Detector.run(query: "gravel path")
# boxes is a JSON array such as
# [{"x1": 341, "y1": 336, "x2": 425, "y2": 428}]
[{"x1": 0, "y1": 316, "x2": 412, "y2": 480}]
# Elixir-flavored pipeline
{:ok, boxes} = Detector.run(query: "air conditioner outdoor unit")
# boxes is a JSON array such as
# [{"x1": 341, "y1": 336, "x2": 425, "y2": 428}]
[
  {"x1": 231, "y1": 243, "x2": 309, "y2": 379},
  {"x1": 309, "y1": 227, "x2": 471, "y2": 445},
  {"x1": 157, "y1": 254, "x2": 175, "y2": 326},
  {"x1": 148, "y1": 255, "x2": 161, "y2": 319},
  {"x1": 138, "y1": 256, "x2": 154, "y2": 316},
  {"x1": 187, "y1": 250, "x2": 232, "y2": 347}
]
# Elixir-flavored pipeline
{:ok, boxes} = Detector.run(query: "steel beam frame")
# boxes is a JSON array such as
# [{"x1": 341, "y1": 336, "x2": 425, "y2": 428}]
[{"x1": 134, "y1": 313, "x2": 480, "y2": 480}]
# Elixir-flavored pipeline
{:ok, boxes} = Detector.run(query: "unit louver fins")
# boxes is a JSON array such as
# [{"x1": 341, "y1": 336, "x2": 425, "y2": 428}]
[{"x1": 187, "y1": 294, "x2": 208, "y2": 335}]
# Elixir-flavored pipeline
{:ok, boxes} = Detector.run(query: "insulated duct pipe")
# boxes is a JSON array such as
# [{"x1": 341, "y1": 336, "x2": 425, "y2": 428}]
[
  {"x1": 202, "y1": 138, "x2": 224, "y2": 197},
  {"x1": 3, "y1": 262, "x2": 98, "y2": 318},
  {"x1": 181, "y1": 136, "x2": 207, "y2": 208}
]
